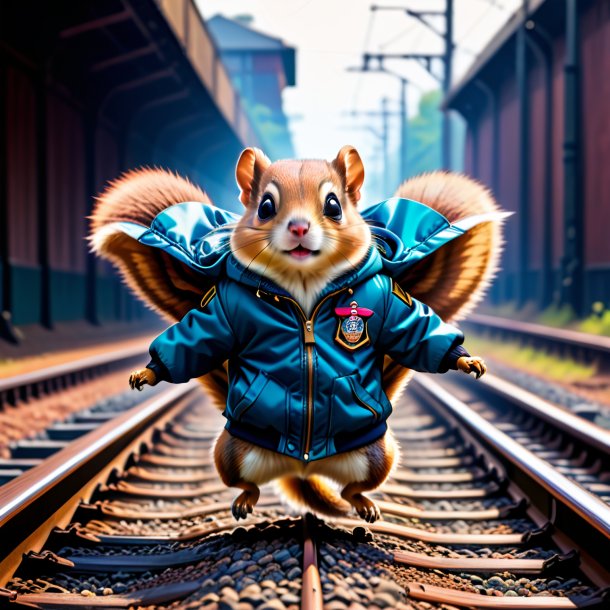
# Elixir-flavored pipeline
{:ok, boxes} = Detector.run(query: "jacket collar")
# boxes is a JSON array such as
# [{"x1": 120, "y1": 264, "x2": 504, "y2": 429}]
[{"x1": 225, "y1": 246, "x2": 384, "y2": 300}]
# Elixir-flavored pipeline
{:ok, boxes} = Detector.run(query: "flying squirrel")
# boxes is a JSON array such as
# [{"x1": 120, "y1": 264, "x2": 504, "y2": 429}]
[{"x1": 90, "y1": 145, "x2": 505, "y2": 522}]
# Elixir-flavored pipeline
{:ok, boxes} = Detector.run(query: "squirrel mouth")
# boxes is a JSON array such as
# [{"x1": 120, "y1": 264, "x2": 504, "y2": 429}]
[{"x1": 285, "y1": 245, "x2": 320, "y2": 259}]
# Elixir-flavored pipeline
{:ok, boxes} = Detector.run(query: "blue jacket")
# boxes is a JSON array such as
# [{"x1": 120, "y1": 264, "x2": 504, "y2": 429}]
[
  {"x1": 114, "y1": 198, "x2": 483, "y2": 461},
  {"x1": 148, "y1": 249, "x2": 463, "y2": 462}
]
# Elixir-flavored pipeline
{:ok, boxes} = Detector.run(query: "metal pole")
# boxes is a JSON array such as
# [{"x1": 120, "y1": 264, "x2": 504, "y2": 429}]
[
  {"x1": 442, "y1": 0, "x2": 453, "y2": 170},
  {"x1": 516, "y1": 0, "x2": 530, "y2": 307},
  {"x1": 36, "y1": 66, "x2": 52, "y2": 329},
  {"x1": 526, "y1": 25, "x2": 554, "y2": 309},
  {"x1": 561, "y1": 0, "x2": 584, "y2": 315},
  {"x1": 466, "y1": 79, "x2": 502, "y2": 304},
  {"x1": 84, "y1": 112, "x2": 99, "y2": 325},
  {"x1": 0, "y1": 60, "x2": 18, "y2": 342},
  {"x1": 400, "y1": 78, "x2": 408, "y2": 180},
  {"x1": 382, "y1": 97, "x2": 389, "y2": 194},
  {"x1": 0, "y1": 62, "x2": 10, "y2": 317}
]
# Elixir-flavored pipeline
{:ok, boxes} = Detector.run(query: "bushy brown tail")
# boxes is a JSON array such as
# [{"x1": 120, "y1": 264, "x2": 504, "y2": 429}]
[
  {"x1": 382, "y1": 170, "x2": 506, "y2": 405},
  {"x1": 90, "y1": 167, "x2": 212, "y2": 234},
  {"x1": 277, "y1": 476, "x2": 350, "y2": 517},
  {"x1": 89, "y1": 167, "x2": 228, "y2": 410}
]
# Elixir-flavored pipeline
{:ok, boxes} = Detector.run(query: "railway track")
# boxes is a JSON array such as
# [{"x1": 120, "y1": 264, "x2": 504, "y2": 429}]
[
  {"x1": 0, "y1": 350, "x2": 608, "y2": 608},
  {"x1": 0, "y1": 346, "x2": 146, "y2": 409},
  {"x1": 465, "y1": 314, "x2": 610, "y2": 373},
  {"x1": 0, "y1": 348, "x2": 158, "y2": 485}
]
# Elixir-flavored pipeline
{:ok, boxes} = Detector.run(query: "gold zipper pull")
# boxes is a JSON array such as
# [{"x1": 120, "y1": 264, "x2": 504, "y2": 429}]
[{"x1": 304, "y1": 320, "x2": 315, "y2": 344}]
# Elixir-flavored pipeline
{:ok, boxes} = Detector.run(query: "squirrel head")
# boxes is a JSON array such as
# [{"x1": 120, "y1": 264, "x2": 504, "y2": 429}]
[{"x1": 230, "y1": 146, "x2": 372, "y2": 313}]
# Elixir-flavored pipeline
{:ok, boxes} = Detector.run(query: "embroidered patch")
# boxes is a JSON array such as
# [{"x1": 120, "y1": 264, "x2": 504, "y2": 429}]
[{"x1": 334, "y1": 300, "x2": 373, "y2": 350}]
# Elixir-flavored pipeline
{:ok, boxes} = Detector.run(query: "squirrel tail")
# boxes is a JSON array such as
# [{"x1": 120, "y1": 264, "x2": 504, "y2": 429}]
[{"x1": 277, "y1": 475, "x2": 350, "y2": 517}]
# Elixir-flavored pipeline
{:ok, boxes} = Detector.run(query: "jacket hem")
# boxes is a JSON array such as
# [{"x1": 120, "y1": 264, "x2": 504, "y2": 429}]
[{"x1": 225, "y1": 419, "x2": 389, "y2": 460}]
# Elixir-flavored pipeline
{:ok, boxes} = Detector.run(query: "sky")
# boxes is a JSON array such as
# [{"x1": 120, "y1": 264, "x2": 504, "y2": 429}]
[{"x1": 197, "y1": 0, "x2": 520, "y2": 185}]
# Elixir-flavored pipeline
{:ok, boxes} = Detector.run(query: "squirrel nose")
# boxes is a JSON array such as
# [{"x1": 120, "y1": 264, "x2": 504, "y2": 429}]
[{"x1": 288, "y1": 219, "x2": 310, "y2": 238}]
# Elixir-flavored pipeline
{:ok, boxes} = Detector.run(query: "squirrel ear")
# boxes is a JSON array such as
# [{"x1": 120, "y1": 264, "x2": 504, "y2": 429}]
[
  {"x1": 332, "y1": 145, "x2": 364, "y2": 203},
  {"x1": 236, "y1": 147, "x2": 271, "y2": 206}
]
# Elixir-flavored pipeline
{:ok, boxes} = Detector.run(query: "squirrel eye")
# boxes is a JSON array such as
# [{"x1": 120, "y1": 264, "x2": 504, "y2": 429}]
[
  {"x1": 323, "y1": 193, "x2": 342, "y2": 221},
  {"x1": 258, "y1": 194, "x2": 276, "y2": 221}
]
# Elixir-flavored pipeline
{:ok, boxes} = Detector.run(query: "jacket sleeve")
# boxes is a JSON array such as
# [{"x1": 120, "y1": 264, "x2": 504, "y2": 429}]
[
  {"x1": 147, "y1": 286, "x2": 236, "y2": 383},
  {"x1": 376, "y1": 280, "x2": 464, "y2": 373}
]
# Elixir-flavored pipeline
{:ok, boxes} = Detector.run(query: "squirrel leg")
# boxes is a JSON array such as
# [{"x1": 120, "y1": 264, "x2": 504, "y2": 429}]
[
  {"x1": 214, "y1": 429, "x2": 297, "y2": 520},
  {"x1": 339, "y1": 432, "x2": 397, "y2": 523}
]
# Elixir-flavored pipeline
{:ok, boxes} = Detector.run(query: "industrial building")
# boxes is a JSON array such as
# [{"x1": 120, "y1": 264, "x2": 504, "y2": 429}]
[
  {"x1": 0, "y1": 1, "x2": 295, "y2": 339},
  {"x1": 447, "y1": 0, "x2": 609, "y2": 315}
]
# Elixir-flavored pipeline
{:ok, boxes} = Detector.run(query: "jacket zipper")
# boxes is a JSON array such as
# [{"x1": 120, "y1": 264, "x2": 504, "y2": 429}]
[{"x1": 263, "y1": 287, "x2": 349, "y2": 460}]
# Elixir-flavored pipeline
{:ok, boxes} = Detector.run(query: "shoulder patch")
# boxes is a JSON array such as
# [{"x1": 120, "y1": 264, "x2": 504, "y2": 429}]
[
  {"x1": 391, "y1": 280, "x2": 412, "y2": 307},
  {"x1": 200, "y1": 285, "x2": 217, "y2": 309}
]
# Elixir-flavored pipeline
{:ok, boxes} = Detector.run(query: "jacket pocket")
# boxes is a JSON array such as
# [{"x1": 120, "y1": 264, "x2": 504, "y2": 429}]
[
  {"x1": 329, "y1": 374, "x2": 386, "y2": 438},
  {"x1": 230, "y1": 370, "x2": 288, "y2": 429}
]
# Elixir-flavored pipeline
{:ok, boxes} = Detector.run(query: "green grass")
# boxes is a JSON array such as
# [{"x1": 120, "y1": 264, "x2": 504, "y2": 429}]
[{"x1": 466, "y1": 333, "x2": 597, "y2": 384}]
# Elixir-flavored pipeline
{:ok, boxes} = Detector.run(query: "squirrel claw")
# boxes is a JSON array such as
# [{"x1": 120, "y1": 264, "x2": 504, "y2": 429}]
[
  {"x1": 457, "y1": 356, "x2": 487, "y2": 380},
  {"x1": 128, "y1": 368, "x2": 157, "y2": 391},
  {"x1": 351, "y1": 494, "x2": 381, "y2": 523},
  {"x1": 232, "y1": 491, "x2": 255, "y2": 521}
]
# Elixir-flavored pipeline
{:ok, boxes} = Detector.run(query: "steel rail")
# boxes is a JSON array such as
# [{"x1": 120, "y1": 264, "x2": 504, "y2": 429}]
[
  {"x1": 413, "y1": 376, "x2": 610, "y2": 538},
  {"x1": 302, "y1": 514, "x2": 323, "y2": 610},
  {"x1": 0, "y1": 383, "x2": 198, "y2": 560},
  {"x1": 468, "y1": 313, "x2": 610, "y2": 353},
  {"x1": 0, "y1": 345, "x2": 146, "y2": 392},
  {"x1": 477, "y1": 374, "x2": 610, "y2": 455}
]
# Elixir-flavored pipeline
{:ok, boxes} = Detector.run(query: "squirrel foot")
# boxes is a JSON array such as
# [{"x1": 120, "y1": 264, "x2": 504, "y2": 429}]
[
  {"x1": 348, "y1": 493, "x2": 381, "y2": 523},
  {"x1": 231, "y1": 488, "x2": 260, "y2": 520}
]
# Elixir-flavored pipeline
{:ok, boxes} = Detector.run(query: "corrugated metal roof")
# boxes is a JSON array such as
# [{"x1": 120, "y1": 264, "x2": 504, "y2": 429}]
[
  {"x1": 445, "y1": 0, "x2": 547, "y2": 109},
  {"x1": 208, "y1": 15, "x2": 288, "y2": 51},
  {"x1": 207, "y1": 15, "x2": 296, "y2": 86}
]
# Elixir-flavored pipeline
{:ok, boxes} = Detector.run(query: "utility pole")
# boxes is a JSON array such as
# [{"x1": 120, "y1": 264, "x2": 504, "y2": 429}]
[
  {"x1": 443, "y1": 0, "x2": 453, "y2": 170},
  {"x1": 399, "y1": 79, "x2": 408, "y2": 179},
  {"x1": 371, "y1": 3, "x2": 454, "y2": 169},
  {"x1": 347, "y1": 63, "x2": 410, "y2": 180},
  {"x1": 381, "y1": 97, "x2": 389, "y2": 193},
  {"x1": 343, "y1": 98, "x2": 398, "y2": 193},
  {"x1": 561, "y1": 0, "x2": 584, "y2": 315},
  {"x1": 516, "y1": 0, "x2": 530, "y2": 307}
]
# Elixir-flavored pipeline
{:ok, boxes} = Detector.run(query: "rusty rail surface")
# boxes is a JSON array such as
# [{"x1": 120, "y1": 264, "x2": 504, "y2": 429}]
[
  {"x1": 0, "y1": 383, "x2": 198, "y2": 562},
  {"x1": 414, "y1": 376, "x2": 610, "y2": 533},
  {"x1": 2, "y1": 351, "x2": 609, "y2": 607},
  {"x1": 0, "y1": 345, "x2": 147, "y2": 408},
  {"x1": 413, "y1": 376, "x2": 610, "y2": 558},
  {"x1": 477, "y1": 374, "x2": 610, "y2": 455},
  {"x1": 404, "y1": 582, "x2": 585, "y2": 608},
  {"x1": 301, "y1": 514, "x2": 323, "y2": 610}
]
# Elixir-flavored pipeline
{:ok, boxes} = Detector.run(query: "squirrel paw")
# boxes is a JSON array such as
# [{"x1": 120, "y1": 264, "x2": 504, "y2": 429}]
[
  {"x1": 351, "y1": 494, "x2": 381, "y2": 523},
  {"x1": 457, "y1": 356, "x2": 487, "y2": 379},
  {"x1": 129, "y1": 368, "x2": 157, "y2": 391},
  {"x1": 232, "y1": 490, "x2": 258, "y2": 520}
]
